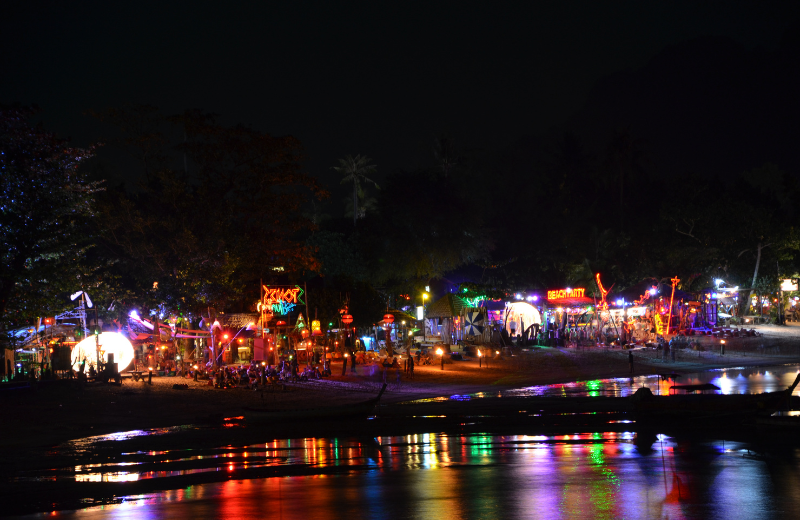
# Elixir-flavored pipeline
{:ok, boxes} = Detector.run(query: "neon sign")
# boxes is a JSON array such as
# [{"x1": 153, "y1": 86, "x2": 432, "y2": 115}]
[
  {"x1": 547, "y1": 288, "x2": 586, "y2": 301},
  {"x1": 258, "y1": 285, "x2": 305, "y2": 316}
]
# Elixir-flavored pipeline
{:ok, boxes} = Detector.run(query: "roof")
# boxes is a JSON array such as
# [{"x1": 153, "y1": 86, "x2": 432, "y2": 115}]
[
  {"x1": 426, "y1": 293, "x2": 469, "y2": 318},
  {"x1": 386, "y1": 309, "x2": 417, "y2": 322}
]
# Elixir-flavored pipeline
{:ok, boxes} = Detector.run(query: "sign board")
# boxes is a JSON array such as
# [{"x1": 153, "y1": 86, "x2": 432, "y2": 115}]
[
  {"x1": 781, "y1": 279, "x2": 799, "y2": 292},
  {"x1": 547, "y1": 288, "x2": 586, "y2": 301},
  {"x1": 258, "y1": 285, "x2": 305, "y2": 315},
  {"x1": 416, "y1": 306, "x2": 424, "y2": 320}
]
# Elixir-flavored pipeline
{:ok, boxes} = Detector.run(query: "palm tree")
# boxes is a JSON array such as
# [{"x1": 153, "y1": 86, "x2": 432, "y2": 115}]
[
  {"x1": 344, "y1": 186, "x2": 378, "y2": 221},
  {"x1": 433, "y1": 134, "x2": 458, "y2": 176},
  {"x1": 332, "y1": 154, "x2": 379, "y2": 226}
]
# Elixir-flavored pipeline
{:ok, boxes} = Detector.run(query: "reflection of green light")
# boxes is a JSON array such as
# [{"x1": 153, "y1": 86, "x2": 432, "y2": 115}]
[
  {"x1": 587, "y1": 443, "x2": 620, "y2": 518},
  {"x1": 588, "y1": 391, "x2": 600, "y2": 397},
  {"x1": 586, "y1": 380, "x2": 602, "y2": 391}
]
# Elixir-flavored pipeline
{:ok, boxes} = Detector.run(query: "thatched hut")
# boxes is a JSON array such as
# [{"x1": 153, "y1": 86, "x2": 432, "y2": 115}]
[{"x1": 425, "y1": 293, "x2": 469, "y2": 345}]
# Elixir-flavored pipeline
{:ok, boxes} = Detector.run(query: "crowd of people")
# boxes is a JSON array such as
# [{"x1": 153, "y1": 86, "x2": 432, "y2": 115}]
[{"x1": 184, "y1": 357, "x2": 334, "y2": 389}]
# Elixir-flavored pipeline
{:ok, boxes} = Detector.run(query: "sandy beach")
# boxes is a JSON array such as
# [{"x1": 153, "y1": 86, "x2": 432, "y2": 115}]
[{"x1": 3, "y1": 322, "x2": 800, "y2": 450}]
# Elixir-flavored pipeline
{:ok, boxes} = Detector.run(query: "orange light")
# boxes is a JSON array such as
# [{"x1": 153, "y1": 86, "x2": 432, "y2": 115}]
[{"x1": 223, "y1": 334, "x2": 229, "y2": 339}]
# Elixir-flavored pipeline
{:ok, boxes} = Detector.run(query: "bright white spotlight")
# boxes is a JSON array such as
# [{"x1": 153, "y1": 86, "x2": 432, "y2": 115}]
[{"x1": 71, "y1": 332, "x2": 135, "y2": 371}]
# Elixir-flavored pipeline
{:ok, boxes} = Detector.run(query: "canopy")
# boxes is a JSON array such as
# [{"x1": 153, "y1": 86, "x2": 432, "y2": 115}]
[{"x1": 426, "y1": 293, "x2": 469, "y2": 319}]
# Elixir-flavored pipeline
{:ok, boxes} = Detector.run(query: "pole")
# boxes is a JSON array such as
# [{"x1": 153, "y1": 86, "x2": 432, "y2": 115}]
[
  {"x1": 780, "y1": 287, "x2": 784, "y2": 325},
  {"x1": 666, "y1": 277, "x2": 679, "y2": 336},
  {"x1": 304, "y1": 281, "x2": 309, "y2": 330}
]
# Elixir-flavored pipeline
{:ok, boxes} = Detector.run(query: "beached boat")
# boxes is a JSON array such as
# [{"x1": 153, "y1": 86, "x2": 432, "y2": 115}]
[
  {"x1": 755, "y1": 410, "x2": 800, "y2": 430},
  {"x1": 632, "y1": 374, "x2": 800, "y2": 424},
  {"x1": 243, "y1": 383, "x2": 387, "y2": 423}
]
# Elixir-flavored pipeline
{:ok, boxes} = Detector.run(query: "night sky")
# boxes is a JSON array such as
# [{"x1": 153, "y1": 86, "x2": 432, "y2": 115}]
[{"x1": 3, "y1": 1, "x2": 800, "y2": 193}]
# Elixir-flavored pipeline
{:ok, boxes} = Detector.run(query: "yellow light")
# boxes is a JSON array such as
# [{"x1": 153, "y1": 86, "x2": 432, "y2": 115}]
[
  {"x1": 148, "y1": 367, "x2": 153, "y2": 371},
  {"x1": 495, "y1": 351, "x2": 499, "y2": 355},
  {"x1": 344, "y1": 353, "x2": 349, "y2": 357},
  {"x1": 193, "y1": 365, "x2": 198, "y2": 369},
  {"x1": 423, "y1": 293, "x2": 429, "y2": 299},
  {"x1": 261, "y1": 362, "x2": 265, "y2": 366},
  {"x1": 436, "y1": 348, "x2": 443, "y2": 356},
  {"x1": 477, "y1": 349, "x2": 482, "y2": 357}
]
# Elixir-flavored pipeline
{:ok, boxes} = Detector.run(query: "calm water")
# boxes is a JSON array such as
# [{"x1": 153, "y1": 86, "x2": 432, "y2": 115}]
[
  {"x1": 19, "y1": 432, "x2": 800, "y2": 519},
  {"x1": 12, "y1": 364, "x2": 800, "y2": 519},
  {"x1": 497, "y1": 364, "x2": 800, "y2": 398}
]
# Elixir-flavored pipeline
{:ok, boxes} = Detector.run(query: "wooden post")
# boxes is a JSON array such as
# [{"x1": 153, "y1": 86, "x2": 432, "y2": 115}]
[{"x1": 666, "y1": 277, "x2": 680, "y2": 336}]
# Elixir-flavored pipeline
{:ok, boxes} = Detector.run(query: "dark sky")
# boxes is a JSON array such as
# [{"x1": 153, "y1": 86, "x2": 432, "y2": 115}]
[{"x1": 3, "y1": 1, "x2": 799, "y2": 190}]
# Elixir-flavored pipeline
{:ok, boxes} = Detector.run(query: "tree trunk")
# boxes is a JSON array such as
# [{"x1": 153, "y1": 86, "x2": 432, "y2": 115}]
[
  {"x1": 742, "y1": 241, "x2": 765, "y2": 317},
  {"x1": 353, "y1": 182, "x2": 358, "y2": 227}
]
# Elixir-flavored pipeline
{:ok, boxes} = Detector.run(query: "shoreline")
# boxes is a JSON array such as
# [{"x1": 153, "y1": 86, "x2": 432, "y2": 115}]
[
  {"x1": 2, "y1": 347, "x2": 799, "y2": 517},
  {"x1": 1, "y1": 347, "x2": 798, "y2": 450}
]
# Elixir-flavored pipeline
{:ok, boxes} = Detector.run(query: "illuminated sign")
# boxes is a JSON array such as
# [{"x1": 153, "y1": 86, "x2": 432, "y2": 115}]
[
  {"x1": 781, "y1": 279, "x2": 798, "y2": 291},
  {"x1": 547, "y1": 288, "x2": 586, "y2": 301},
  {"x1": 258, "y1": 285, "x2": 305, "y2": 316}
]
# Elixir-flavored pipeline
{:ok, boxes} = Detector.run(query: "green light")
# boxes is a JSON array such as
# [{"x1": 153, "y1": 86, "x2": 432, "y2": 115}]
[
  {"x1": 329, "y1": 322, "x2": 333, "y2": 326},
  {"x1": 586, "y1": 380, "x2": 602, "y2": 391}
]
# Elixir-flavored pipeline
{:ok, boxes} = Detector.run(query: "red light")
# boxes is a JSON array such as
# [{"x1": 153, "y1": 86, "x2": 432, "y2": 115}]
[{"x1": 223, "y1": 334, "x2": 229, "y2": 339}]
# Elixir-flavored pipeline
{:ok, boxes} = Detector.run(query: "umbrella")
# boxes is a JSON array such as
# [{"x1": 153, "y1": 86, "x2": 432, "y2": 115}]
[{"x1": 464, "y1": 311, "x2": 484, "y2": 335}]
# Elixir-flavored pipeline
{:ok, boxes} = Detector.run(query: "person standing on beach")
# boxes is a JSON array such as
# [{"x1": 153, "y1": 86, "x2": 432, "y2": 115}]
[
  {"x1": 408, "y1": 355, "x2": 414, "y2": 379},
  {"x1": 628, "y1": 351, "x2": 634, "y2": 374}
]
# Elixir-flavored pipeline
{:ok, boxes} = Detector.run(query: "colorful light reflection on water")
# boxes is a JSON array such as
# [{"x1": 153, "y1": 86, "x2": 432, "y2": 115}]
[
  {"x1": 37, "y1": 432, "x2": 800, "y2": 519},
  {"x1": 501, "y1": 364, "x2": 800, "y2": 398}
]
